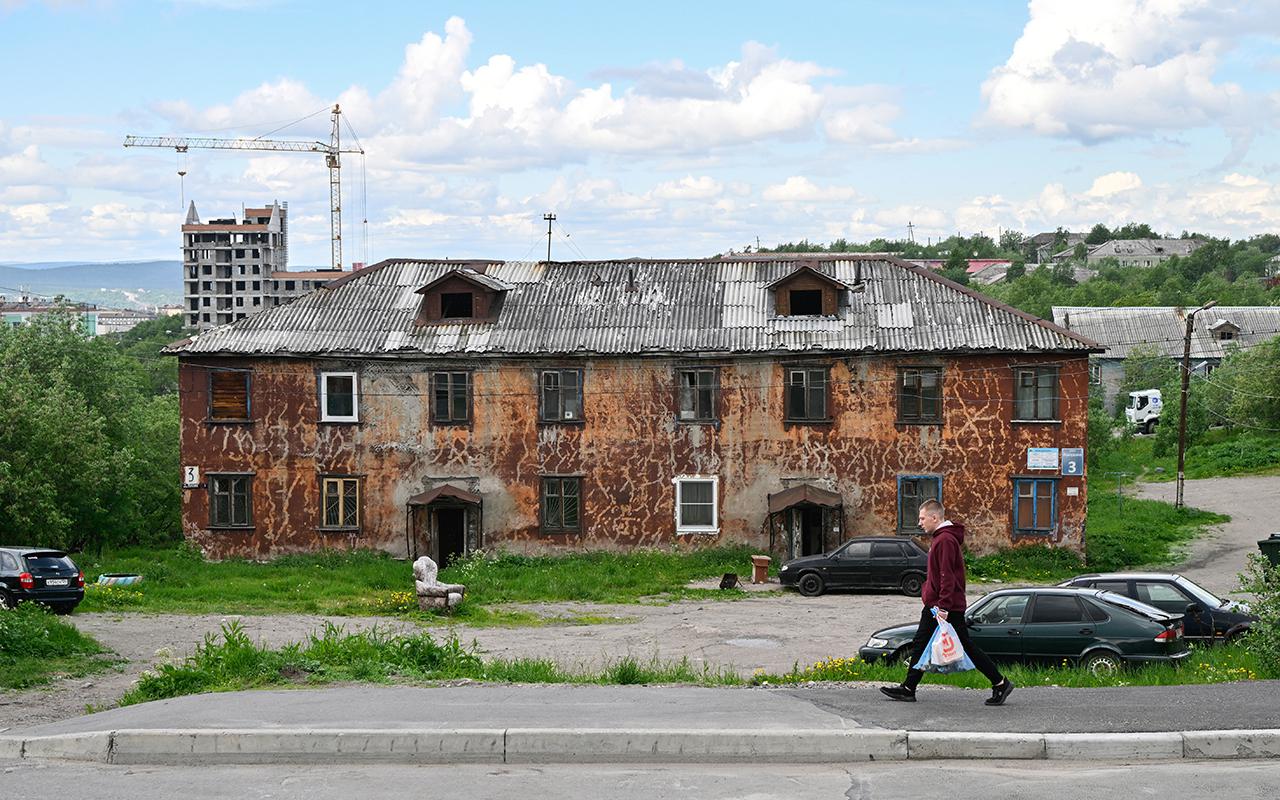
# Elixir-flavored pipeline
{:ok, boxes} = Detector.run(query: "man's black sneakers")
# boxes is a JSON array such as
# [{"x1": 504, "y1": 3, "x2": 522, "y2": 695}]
[
  {"x1": 985, "y1": 679, "x2": 1014, "y2": 706},
  {"x1": 879, "y1": 685, "x2": 916, "y2": 702}
]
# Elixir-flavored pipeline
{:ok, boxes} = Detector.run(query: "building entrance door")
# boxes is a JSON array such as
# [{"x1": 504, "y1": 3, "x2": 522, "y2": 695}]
[{"x1": 434, "y1": 506, "x2": 467, "y2": 570}]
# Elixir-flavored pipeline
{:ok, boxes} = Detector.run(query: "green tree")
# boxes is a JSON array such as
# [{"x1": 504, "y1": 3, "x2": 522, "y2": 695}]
[
  {"x1": 1085, "y1": 224, "x2": 1112, "y2": 245},
  {"x1": 998, "y1": 229, "x2": 1025, "y2": 254},
  {"x1": 940, "y1": 247, "x2": 970, "y2": 285},
  {"x1": 0, "y1": 308, "x2": 182, "y2": 552},
  {"x1": 1113, "y1": 222, "x2": 1159, "y2": 239}
]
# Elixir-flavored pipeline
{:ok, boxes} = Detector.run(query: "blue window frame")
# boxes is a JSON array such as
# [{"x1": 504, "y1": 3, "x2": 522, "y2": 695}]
[
  {"x1": 1013, "y1": 479, "x2": 1057, "y2": 534},
  {"x1": 897, "y1": 475, "x2": 942, "y2": 532}
]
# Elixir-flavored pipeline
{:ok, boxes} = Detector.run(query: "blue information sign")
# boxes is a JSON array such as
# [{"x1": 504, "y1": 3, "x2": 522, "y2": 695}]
[{"x1": 1061, "y1": 447, "x2": 1085, "y2": 476}]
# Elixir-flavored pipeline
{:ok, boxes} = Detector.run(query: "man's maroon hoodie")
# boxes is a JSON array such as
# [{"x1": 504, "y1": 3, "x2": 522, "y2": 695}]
[{"x1": 922, "y1": 522, "x2": 968, "y2": 612}]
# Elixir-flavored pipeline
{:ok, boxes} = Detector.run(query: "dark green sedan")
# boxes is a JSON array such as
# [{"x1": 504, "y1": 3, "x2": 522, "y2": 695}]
[{"x1": 858, "y1": 587, "x2": 1189, "y2": 676}]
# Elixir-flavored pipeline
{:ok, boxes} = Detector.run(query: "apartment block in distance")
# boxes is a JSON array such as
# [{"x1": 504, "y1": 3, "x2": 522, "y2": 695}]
[{"x1": 182, "y1": 201, "x2": 337, "y2": 331}]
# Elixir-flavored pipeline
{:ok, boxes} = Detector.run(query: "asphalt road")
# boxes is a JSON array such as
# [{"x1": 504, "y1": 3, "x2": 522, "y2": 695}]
[
  {"x1": 1135, "y1": 473, "x2": 1279, "y2": 595},
  {"x1": 5, "y1": 759, "x2": 1279, "y2": 800},
  {"x1": 14, "y1": 683, "x2": 1280, "y2": 739}
]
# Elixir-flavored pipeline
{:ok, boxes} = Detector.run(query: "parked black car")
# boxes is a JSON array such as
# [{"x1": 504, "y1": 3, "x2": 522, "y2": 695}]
[
  {"x1": 0, "y1": 547, "x2": 85, "y2": 614},
  {"x1": 858, "y1": 587, "x2": 1189, "y2": 675},
  {"x1": 1059, "y1": 572, "x2": 1254, "y2": 645},
  {"x1": 779, "y1": 537, "x2": 928, "y2": 597}
]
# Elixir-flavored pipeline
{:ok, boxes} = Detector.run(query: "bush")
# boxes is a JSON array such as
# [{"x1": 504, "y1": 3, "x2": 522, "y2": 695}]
[{"x1": 1238, "y1": 555, "x2": 1280, "y2": 679}]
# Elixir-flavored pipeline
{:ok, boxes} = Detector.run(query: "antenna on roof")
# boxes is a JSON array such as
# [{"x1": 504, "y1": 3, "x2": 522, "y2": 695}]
[{"x1": 543, "y1": 213, "x2": 556, "y2": 261}]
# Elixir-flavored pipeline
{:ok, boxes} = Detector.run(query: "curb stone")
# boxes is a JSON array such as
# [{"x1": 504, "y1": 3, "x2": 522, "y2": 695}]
[{"x1": 3, "y1": 729, "x2": 1280, "y2": 765}]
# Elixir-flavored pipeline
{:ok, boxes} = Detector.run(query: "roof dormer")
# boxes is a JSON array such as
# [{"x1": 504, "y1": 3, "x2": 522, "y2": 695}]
[
  {"x1": 414, "y1": 265, "x2": 508, "y2": 325},
  {"x1": 1208, "y1": 318, "x2": 1240, "y2": 342},
  {"x1": 764, "y1": 263, "x2": 851, "y2": 317}
]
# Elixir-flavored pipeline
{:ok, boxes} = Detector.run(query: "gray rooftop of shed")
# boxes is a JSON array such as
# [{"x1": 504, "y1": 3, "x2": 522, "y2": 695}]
[
  {"x1": 1052, "y1": 305, "x2": 1280, "y2": 360},
  {"x1": 169, "y1": 255, "x2": 1098, "y2": 357}
]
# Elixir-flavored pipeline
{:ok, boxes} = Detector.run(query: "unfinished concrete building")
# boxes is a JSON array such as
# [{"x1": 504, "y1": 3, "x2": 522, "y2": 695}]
[{"x1": 182, "y1": 201, "x2": 335, "y2": 331}]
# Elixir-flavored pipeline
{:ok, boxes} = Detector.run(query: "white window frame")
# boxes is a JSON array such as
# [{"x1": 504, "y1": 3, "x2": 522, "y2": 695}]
[
  {"x1": 320, "y1": 371, "x2": 359, "y2": 422},
  {"x1": 674, "y1": 475, "x2": 719, "y2": 534}
]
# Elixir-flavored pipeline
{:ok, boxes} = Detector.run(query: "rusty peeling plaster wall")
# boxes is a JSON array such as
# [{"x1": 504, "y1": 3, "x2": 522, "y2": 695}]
[{"x1": 178, "y1": 352, "x2": 1090, "y2": 560}]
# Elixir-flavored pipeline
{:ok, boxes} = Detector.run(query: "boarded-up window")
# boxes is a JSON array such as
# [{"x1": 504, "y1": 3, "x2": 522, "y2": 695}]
[
  {"x1": 322, "y1": 477, "x2": 360, "y2": 529},
  {"x1": 209, "y1": 370, "x2": 250, "y2": 420},
  {"x1": 209, "y1": 474, "x2": 253, "y2": 527}
]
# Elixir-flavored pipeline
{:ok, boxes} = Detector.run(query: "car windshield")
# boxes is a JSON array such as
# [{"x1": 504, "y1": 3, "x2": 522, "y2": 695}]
[
  {"x1": 1096, "y1": 590, "x2": 1169, "y2": 619},
  {"x1": 1174, "y1": 576, "x2": 1227, "y2": 609},
  {"x1": 22, "y1": 553, "x2": 74, "y2": 572}
]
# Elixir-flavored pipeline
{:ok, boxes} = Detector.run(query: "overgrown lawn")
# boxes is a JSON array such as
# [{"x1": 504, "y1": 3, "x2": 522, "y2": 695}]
[
  {"x1": 76, "y1": 545, "x2": 757, "y2": 616},
  {"x1": 0, "y1": 603, "x2": 115, "y2": 690}
]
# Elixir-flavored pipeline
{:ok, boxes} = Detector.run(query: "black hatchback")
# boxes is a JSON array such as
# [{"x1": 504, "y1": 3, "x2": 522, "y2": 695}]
[
  {"x1": 779, "y1": 537, "x2": 928, "y2": 597},
  {"x1": 0, "y1": 547, "x2": 85, "y2": 614},
  {"x1": 1060, "y1": 572, "x2": 1255, "y2": 645},
  {"x1": 859, "y1": 587, "x2": 1189, "y2": 675}
]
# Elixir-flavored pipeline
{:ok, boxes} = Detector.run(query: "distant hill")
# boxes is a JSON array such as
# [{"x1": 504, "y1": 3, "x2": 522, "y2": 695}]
[{"x1": 0, "y1": 261, "x2": 181, "y2": 308}]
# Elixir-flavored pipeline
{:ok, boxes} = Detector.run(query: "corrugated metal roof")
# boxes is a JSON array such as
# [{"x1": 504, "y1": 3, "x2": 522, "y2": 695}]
[
  {"x1": 170, "y1": 255, "x2": 1098, "y2": 357},
  {"x1": 1052, "y1": 306, "x2": 1280, "y2": 359}
]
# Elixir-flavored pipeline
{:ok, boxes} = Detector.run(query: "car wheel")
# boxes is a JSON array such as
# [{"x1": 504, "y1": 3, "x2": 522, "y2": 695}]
[
  {"x1": 1082, "y1": 651, "x2": 1122, "y2": 677},
  {"x1": 891, "y1": 646, "x2": 914, "y2": 666},
  {"x1": 50, "y1": 602, "x2": 78, "y2": 616},
  {"x1": 797, "y1": 572, "x2": 825, "y2": 597},
  {"x1": 900, "y1": 573, "x2": 924, "y2": 597},
  {"x1": 0, "y1": 590, "x2": 12, "y2": 609}
]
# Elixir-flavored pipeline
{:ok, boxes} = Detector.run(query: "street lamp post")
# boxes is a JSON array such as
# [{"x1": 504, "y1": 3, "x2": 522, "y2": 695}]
[{"x1": 1175, "y1": 300, "x2": 1217, "y2": 508}]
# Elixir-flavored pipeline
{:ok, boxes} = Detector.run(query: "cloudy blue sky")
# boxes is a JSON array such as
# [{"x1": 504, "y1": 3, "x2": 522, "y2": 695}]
[{"x1": 2, "y1": 0, "x2": 1279, "y2": 266}]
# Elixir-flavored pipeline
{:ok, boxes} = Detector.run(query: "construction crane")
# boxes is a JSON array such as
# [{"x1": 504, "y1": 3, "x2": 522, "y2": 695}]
[{"x1": 124, "y1": 104, "x2": 364, "y2": 272}]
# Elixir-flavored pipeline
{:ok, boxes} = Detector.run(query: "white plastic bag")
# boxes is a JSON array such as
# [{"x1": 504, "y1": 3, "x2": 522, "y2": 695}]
[{"x1": 913, "y1": 607, "x2": 976, "y2": 673}]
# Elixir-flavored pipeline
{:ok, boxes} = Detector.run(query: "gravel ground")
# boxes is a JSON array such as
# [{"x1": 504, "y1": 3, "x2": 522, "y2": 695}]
[{"x1": 4, "y1": 472, "x2": 1273, "y2": 733}]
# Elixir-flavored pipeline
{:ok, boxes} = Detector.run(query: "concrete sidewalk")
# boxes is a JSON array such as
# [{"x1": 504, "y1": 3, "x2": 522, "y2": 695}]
[{"x1": 4, "y1": 684, "x2": 1280, "y2": 764}]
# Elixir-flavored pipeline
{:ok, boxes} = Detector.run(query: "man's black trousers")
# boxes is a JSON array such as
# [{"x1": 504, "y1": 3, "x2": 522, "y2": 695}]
[{"x1": 902, "y1": 606, "x2": 1004, "y2": 690}]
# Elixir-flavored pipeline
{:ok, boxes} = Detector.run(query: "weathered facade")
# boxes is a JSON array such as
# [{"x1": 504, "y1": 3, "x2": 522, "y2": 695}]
[{"x1": 171, "y1": 256, "x2": 1100, "y2": 563}]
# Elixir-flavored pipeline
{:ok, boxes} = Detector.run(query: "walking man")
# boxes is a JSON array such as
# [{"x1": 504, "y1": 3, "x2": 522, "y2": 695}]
[{"x1": 880, "y1": 499, "x2": 1014, "y2": 705}]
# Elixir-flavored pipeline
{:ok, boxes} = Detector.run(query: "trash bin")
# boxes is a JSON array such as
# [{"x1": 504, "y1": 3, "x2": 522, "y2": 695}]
[
  {"x1": 1258, "y1": 533, "x2": 1280, "y2": 568},
  {"x1": 750, "y1": 554, "x2": 771, "y2": 584}
]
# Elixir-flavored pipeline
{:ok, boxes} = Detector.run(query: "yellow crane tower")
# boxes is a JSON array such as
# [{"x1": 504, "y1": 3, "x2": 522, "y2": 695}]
[{"x1": 124, "y1": 104, "x2": 365, "y2": 272}]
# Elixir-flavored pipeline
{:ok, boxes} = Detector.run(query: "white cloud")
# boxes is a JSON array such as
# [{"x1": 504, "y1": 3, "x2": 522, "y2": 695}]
[
  {"x1": 652, "y1": 175, "x2": 724, "y2": 201},
  {"x1": 761, "y1": 176, "x2": 859, "y2": 203},
  {"x1": 1085, "y1": 171, "x2": 1143, "y2": 197},
  {"x1": 981, "y1": 0, "x2": 1279, "y2": 149}
]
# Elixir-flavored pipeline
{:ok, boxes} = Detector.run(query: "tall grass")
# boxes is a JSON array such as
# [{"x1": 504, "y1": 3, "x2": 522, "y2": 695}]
[
  {"x1": 118, "y1": 622, "x2": 1261, "y2": 706},
  {"x1": 761, "y1": 644, "x2": 1261, "y2": 688},
  {"x1": 0, "y1": 603, "x2": 112, "y2": 689},
  {"x1": 120, "y1": 622, "x2": 742, "y2": 705}
]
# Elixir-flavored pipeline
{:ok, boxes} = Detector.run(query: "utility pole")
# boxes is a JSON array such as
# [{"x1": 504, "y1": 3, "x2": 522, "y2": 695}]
[
  {"x1": 543, "y1": 213, "x2": 556, "y2": 261},
  {"x1": 907, "y1": 221, "x2": 915, "y2": 244},
  {"x1": 1176, "y1": 300, "x2": 1217, "y2": 508}
]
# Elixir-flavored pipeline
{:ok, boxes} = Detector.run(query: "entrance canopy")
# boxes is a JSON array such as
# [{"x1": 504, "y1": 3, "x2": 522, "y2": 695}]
[
  {"x1": 767, "y1": 484, "x2": 842, "y2": 514},
  {"x1": 406, "y1": 484, "x2": 481, "y2": 507}
]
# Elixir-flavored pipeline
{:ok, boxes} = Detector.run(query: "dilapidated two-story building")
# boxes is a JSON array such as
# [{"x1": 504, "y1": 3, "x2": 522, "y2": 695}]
[{"x1": 169, "y1": 255, "x2": 1100, "y2": 564}]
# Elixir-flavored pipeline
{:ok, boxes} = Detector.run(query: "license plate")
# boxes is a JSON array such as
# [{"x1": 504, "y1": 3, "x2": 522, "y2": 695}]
[{"x1": 45, "y1": 578, "x2": 69, "y2": 587}]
